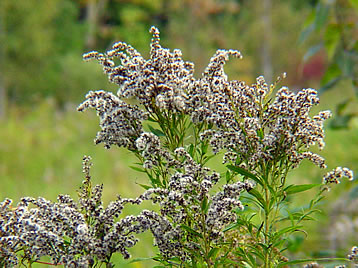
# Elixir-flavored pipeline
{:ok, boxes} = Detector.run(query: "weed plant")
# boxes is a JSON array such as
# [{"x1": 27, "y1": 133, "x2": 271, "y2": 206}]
[{"x1": 0, "y1": 27, "x2": 357, "y2": 267}]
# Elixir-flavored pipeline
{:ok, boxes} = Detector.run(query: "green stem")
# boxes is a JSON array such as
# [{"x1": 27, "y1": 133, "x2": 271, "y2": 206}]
[
  {"x1": 264, "y1": 184, "x2": 270, "y2": 268},
  {"x1": 201, "y1": 211, "x2": 212, "y2": 268}
]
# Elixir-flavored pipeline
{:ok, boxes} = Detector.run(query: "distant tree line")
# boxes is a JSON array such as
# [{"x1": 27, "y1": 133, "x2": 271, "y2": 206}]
[{"x1": 1, "y1": 0, "x2": 355, "y2": 112}]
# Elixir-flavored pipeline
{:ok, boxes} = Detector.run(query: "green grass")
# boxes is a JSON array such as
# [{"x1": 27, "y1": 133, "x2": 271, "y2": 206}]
[{"x1": 1, "y1": 89, "x2": 357, "y2": 266}]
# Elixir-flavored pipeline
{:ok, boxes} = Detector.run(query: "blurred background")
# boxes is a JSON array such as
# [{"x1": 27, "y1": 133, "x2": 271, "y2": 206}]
[{"x1": 0, "y1": 0, "x2": 357, "y2": 266}]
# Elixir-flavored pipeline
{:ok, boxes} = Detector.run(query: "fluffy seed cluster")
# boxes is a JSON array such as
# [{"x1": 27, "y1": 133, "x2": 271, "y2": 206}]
[
  {"x1": 323, "y1": 166, "x2": 354, "y2": 184},
  {"x1": 79, "y1": 26, "x2": 334, "y2": 176},
  {"x1": 348, "y1": 246, "x2": 358, "y2": 263},
  {"x1": 135, "y1": 132, "x2": 168, "y2": 169},
  {"x1": 0, "y1": 154, "x2": 252, "y2": 266},
  {"x1": 83, "y1": 26, "x2": 195, "y2": 113},
  {"x1": 199, "y1": 83, "x2": 332, "y2": 171},
  {"x1": 78, "y1": 91, "x2": 147, "y2": 149},
  {"x1": 133, "y1": 147, "x2": 252, "y2": 262},
  {"x1": 303, "y1": 262, "x2": 321, "y2": 268},
  {"x1": 0, "y1": 156, "x2": 148, "y2": 267}
]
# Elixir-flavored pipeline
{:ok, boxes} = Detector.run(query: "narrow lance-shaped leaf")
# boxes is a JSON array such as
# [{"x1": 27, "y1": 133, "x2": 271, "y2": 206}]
[
  {"x1": 227, "y1": 165, "x2": 263, "y2": 186},
  {"x1": 138, "y1": 184, "x2": 152, "y2": 190},
  {"x1": 284, "y1": 184, "x2": 320, "y2": 195},
  {"x1": 208, "y1": 248, "x2": 219, "y2": 259},
  {"x1": 129, "y1": 165, "x2": 146, "y2": 173},
  {"x1": 247, "y1": 188, "x2": 268, "y2": 213},
  {"x1": 148, "y1": 125, "x2": 166, "y2": 137}
]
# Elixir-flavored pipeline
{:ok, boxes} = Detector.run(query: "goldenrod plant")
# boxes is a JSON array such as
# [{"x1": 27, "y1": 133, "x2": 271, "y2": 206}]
[{"x1": 0, "y1": 27, "x2": 356, "y2": 268}]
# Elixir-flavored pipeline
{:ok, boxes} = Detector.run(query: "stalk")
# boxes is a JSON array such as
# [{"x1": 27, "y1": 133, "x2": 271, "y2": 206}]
[{"x1": 264, "y1": 184, "x2": 271, "y2": 268}]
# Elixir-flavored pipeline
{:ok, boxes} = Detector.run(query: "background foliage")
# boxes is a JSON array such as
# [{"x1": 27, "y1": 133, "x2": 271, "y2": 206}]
[{"x1": 0, "y1": 0, "x2": 357, "y2": 266}]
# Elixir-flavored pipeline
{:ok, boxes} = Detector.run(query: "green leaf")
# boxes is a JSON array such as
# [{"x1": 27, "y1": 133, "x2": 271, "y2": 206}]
[
  {"x1": 201, "y1": 195, "x2": 208, "y2": 213},
  {"x1": 223, "y1": 222, "x2": 239, "y2": 232},
  {"x1": 147, "y1": 173, "x2": 161, "y2": 187},
  {"x1": 188, "y1": 144, "x2": 194, "y2": 157},
  {"x1": 180, "y1": 224, "x2": 203, "y2": 239},
  {"x1": 148, "y1": 125, "x2": 165, "y2": 137},
  {"x1": 202, "y1": 154, "x2": 215, "y2": 165},
  {"x1": 353, "y1": 79, "x2": 358, "y2": 97},
  {"x1": 256, "y1": 221, "x2": 264, "y2": 238},
  {"x1": 138, "y1": 184, "x2": 152, "y2": 190},
  {"x1": 284, "y1": 184, "x2": 320, "y2": 195},
  {"x1": 321, "y1": 63, "x2": 341, "y2": 85},
  {"x1": 247, "y1": 189, "x2": 267, "y2": 212},
  {"x1": 226, "y1": 165, "x2": 263, "y2": 186},
  {"x1": 129, "y1": 165, "x2": 146, "y2": 173},
  {"x1": 247, "y1": 254, "x2": 257, "y2": 267},
  {"x1": 63, "y1": 235, "x2": 71, "y2": 245},
  {"x1": 256, "y1": 128, "x2": 264, "y2": 139},
  {"x1": 129, "y1": 257, "x2": 156, "y2": 263},
  {"x1": 286, "y1": 235, "x2": 305, "y2": 252},
  {"x1": 225, "y1": 170, "x2": 232, "y2": 183},
  {"x1": 147, "y1": 116, "x2": 157, "y2": 122},
  {"x1": 246, "y1": 244, "x2": 265, "y2": 260},
  {"x1": 201, "y1": 142, "x2": 209, "y2": 154},
  {"x1": 208, "y1": 248, "x2": 219, "y2": 259},
  {"x1": 329, "y1": 98, "x2": 358, "y2": 129},
  {"x1": 273, "y1": 226, "x2": 303, "y2": 241}
]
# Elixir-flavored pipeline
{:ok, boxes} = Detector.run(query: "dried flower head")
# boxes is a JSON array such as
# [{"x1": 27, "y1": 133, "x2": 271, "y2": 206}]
[
  {"x1": 82, "y1": 26, "x2": 195, "y2": 113},
  {"x1": 348, "y1": 245, "x2": 358, "y2": 263},
  {"x1": 303, "y1": 262, "x2": 322, "y2": 268},
  {"x1": 78, "y1": 90, "x2": 147, "y2": 149},
  {"x1": 134, "y1": 147, "x2": 249, "y2": 262},
  {"x1": 323, "y1": 166, "x2": 354, "y2": 185},
  {"x1": 0, "y1": 157, "x2": 149, "y2": 266}
]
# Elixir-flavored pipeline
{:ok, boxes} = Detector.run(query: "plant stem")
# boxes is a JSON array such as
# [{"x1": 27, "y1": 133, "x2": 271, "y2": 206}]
[{"x1": 264, "y1": 184, "x2": 270, "y2": 268}]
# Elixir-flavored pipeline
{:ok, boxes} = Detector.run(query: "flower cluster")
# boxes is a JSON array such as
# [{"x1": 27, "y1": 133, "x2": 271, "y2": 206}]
[
  {"x1": 79, "y1": 26, "x2": 336, "y2": 177},
  {"x1": 78, "y1": 91, "x2": 147, "y2": 149},
  {"x1": 0, "y1": 156, "x2": 148, "y2": 267},
  {"x1": 303, "y1": 262, "x2": 321, "y2": 268},
  {"x1": 136, "y1": 132, "x2": 168, "y2": 169},
  {"x1": 134, "y1": 147, "x2": 252, "y2": 263},
  {"x1": 0, "y1": 154, "x2": 253, "y2": 266},
  {"x1": 199, "y1": 83, "x2": 332, "y2": 172},
  {"x1": 348, "y1": 246, "x2": 358, "y2": 265},
  {"x1": 83, "y1": 26, "x2": 195, "y2": 113},
  {"x1": 323, "y1": 166, "x2": 354, "y2": 184}
]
